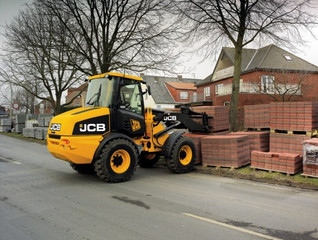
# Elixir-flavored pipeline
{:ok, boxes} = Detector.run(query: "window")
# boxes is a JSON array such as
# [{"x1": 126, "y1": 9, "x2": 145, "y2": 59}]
[
  {"x1": 224, "y1": 101, "x2": 230, "y2": 106},
  {"x1": 204, "y1": 87, "x2": 210, "y2": 99},
  {"x1": 180, "y1": 91, "x2": 188, "y2": 100},
  {"x1": 192, "y1": 92, "x2": 197, "y2": 102},
  {"x1": 284, "y1": 55, "x2": 293, "y2": 61},
  {"x1": 119, "y1": 81, "x2": 142, "y2": 114},
  {"x1": 261, "y1": 75, "x2": 275, "y2": 93}
]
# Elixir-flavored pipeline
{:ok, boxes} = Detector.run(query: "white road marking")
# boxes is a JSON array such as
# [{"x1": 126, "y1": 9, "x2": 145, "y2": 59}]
[
  {"x1": 183, "y1": 213, "x2": 282, "y2": 240},
  {"x1": 0, "y1": 156, "x2": 22, "y2": 165}
]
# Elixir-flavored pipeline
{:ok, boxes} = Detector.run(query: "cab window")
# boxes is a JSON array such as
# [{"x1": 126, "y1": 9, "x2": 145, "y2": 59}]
[{"x1": 119, "y1": 80, "x2": 143, "y2": 115}]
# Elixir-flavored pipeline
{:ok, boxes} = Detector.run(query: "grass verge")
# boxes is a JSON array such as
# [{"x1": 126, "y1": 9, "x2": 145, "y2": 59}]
[
  {"x1": 1, "y1": 132, "x2": 47, "y2": 145},
  {"x1": 195, "y1": 165, "x2": 318, "y2": 190}
]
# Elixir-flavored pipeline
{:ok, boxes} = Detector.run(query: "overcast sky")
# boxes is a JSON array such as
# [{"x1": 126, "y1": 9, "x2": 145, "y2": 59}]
[{"x1": 1, "y1": 0, "x2": 318, "y2": 79}]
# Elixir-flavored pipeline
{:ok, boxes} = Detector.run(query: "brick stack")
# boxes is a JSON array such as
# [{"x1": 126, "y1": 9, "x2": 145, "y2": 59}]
[
  {"x1": 191, "y1": 106, "x2": 229, "y2": 133},
  {"x1": 0, "y1": 118, "x2": 12, "y2": 132},
  {"x1": 251, "y1": 151, "x2": 302, "y2": 174},
  {"x1": 183, "y1": 133, "x2": 209, "y2": 164},
  {"x1": 303, "y1": 138, "x2": 318, "y2": 177},
  {"x1": 244, "y1": 104, "x2": 270, "y2": 129},
  {"x1": 249, "y1": 101, "x2": 318, "y2": 175},
  {"x1": 229, "y1": 131, "x2": 270, "y2": 152},
  {"x1": 201, "y1": 135, "x2": 250, "y2": 168},
  {"x1": 270, "y1": 102, "x2": 318, "y2": 131},
  {"x1": 270, "y1": 134, "x2": 311, "y2": 155}
]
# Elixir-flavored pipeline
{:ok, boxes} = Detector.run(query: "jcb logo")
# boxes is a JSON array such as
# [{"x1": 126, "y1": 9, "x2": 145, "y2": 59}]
[
  {"x1": 50, "y1": 123, "x2": 61, "y2": 131},
  {"x1": 163, "y1": 116, "x2": 177, "y2": 121},
  {"x1": 130, "y1": 119, "x2": 141, "y2": 132},
  {"x1": 79, "y1": 123, "x2": 106, "y2": 132}
]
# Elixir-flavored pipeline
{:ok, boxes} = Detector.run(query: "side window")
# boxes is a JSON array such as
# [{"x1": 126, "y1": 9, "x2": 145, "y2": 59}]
[
  {"x1": 119, "y1": 82, "x2": 142, "y2": 115},
  {"x1": 261, "y1": 75, "x2": 275, "y2": 93}
]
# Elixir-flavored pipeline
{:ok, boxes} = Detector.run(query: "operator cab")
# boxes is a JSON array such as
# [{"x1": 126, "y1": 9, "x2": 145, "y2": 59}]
[{"x1": 86, "y1": 72, "x2": 146, "y2": 137}]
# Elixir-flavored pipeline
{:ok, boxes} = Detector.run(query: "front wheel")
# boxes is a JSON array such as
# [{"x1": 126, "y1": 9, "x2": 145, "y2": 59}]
[
  {"x1": 94, "y1": 138, "x2": 138, "y2": 183},
  {"x1": 166, "y1": 136, "x2": 196, "y2": 174}
]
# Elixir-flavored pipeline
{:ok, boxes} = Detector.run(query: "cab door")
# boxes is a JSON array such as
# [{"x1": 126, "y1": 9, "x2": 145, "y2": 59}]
[{"x1": 115, "y1": 79, "x2": 145, "y2": 137}]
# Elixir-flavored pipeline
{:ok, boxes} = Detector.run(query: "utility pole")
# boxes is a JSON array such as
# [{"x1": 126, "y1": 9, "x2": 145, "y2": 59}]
[{"x1": 9, "y1": 82, "x2": 13, "y2": 119}]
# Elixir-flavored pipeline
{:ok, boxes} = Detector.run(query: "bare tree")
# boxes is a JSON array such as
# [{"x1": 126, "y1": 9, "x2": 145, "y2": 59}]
[
  {"x1": 177, "y1": 0, "x2": 317, "y2": 131},
  {"x1": 0, "y1": 2, "x2": 85, "y2": 115},
  {"x1": 40, "y1": 0, "x2": 180, "y2": 75},
  {"x1": 259, "y1": 70, "x2": 310, "y2": 102},
  {"x1": 0, "y1": 85, "x2": 36, "y2": 114}
]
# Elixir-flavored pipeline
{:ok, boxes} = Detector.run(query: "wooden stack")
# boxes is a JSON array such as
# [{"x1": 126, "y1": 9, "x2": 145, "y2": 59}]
[
  {"x1": 244, "y1": 104, "x2": 270, "y2": 130},
  {"x1": 201, "y1": 135, "x2": 250, "y2": 168}
]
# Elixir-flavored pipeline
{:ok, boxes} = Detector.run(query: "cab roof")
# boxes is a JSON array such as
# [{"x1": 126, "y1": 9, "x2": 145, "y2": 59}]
[{"x1": 88, "y1": 72, "x2": 143, "y2": 81}]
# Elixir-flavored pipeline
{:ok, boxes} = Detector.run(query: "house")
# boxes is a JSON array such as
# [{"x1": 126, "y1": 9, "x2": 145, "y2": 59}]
[
  {"x1": 0, "y1": 105, "x2": 8, "y2": 118},
  {"x1": 34, "y1": 99, "x2": 53, "y2": 114},
  {"x1": 197, "y1": 44, "x2": 318, "y2": 106},
  {"x1": 65, "y1": 83, "x2": 88, "y2": 108},
  {"x1": 141, "y1": 74, "x2": 203, "y2": 109}
]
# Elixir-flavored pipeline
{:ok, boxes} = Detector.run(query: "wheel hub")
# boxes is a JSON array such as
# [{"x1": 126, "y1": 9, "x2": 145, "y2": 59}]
[
  {"x1": 112, "y1": 154, "x2": 123, "y2": 167},
  {"x1": 180, "y1": 150, "x2": 187, "y2": 160},
  {"x1": 110, "y1": 149, "x2": 131, "y2": 174},
  {"x1": 179, "y1": 145, "x2": 192, "y2": 166}
]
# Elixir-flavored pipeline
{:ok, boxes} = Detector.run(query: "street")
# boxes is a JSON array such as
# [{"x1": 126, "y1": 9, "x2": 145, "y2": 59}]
[{"x1": 0, "y1": 134, "x2": 317, "y2": 240}]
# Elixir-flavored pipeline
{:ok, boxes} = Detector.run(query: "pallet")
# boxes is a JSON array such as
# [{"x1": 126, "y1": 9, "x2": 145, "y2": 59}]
[
  {"x1": 270, "y1": 129, "x2": 314, "y2": 136},
  {"x1": 251, "y1": 167, "x2": 301, "y2": 176},
  {"x1": 245, "y1": 128, "x2": 270, "y2": 132},
  {"x1": 301, "y1": 173, "x2": 318, "y2": 179},
  {"x1": 202, "y1": 163, "x2": 249, "y2": 170}
]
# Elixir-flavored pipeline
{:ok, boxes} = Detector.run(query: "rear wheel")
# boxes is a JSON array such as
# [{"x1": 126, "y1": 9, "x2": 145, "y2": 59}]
[
  {"x1": 166, "y1": 136, "x2": 196, "y2": 174},
  {"x1": 70, "y1": 163, "x2": 95, "y2": 174},
  {"x1": 94, "y1": 138, "x2": 138, "y2": 183},
  {"x1": 138, "y1": 152, "x2": 161, "y2": 168}
]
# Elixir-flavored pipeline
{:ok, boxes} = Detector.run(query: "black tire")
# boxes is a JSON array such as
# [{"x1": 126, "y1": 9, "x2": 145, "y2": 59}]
[
  {"x1": 94, "y1": 138, "x2": 138, "y2": 183},
  {"x1": 70, "y1": 163, "x2": 95, "y2": 174},
  {"x1": 138, "y1": 152, "x2": 161, "y2": 168},
  {"x1": 166, "y1": 136, "x2": 196, "y2": 174}
]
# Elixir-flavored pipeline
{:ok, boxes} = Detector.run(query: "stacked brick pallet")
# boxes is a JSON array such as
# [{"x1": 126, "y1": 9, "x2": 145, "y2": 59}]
[
  {"x1": 270, "y1": 134, "x2": 310, "y2": 155},
  {"x1": 0, "y1": 118, "x2": 12, "y2": 132},
  {"x1": 270, "y1": 102, "x2": 318, "y2": 132},
  {"x1": 191, "y1": 106, "x2": 229, "y2": 133},
  {"x1": 251, "y1": 151, "x2": 302, "y2": 174},
  {"x1": 201, "y1": 135, "x2": 250, "y2": 168},
  {"x1": 229, "y1": 131, "x2": 269, "y2": 152},
  {"x1": 244, "y1": 104, "x2": 270, "y2": 129},
  {"x1": 249, "y1": 101, "x2": 318, "y2": 175},
  {"x1": 303, "y1": 138, "x2": 318, "y2": 177}
]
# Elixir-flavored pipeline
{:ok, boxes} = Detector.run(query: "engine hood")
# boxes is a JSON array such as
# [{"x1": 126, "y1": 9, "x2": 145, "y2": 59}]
[{"x1": 48, "y1": 107, "x2": 110, "y2": 136}]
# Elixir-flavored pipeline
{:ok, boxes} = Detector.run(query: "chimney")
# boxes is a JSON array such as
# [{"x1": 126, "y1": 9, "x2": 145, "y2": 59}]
[{"x1": 177, "y1": 75, "x2": 182, "y2": 81}]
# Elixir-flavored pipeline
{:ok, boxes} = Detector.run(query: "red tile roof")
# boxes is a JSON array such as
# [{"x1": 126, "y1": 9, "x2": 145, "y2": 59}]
[{"x1": 166, "y1": 81, "x2": 197, "y2": 90}]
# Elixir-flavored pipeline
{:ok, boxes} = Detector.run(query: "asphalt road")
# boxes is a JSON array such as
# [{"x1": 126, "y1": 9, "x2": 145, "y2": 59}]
[{"x1": 0, "y1": 134, "x2": 318, "y2": 240}]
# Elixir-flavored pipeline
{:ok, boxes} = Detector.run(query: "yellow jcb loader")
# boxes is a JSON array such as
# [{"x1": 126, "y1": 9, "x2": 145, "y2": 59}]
[{"x1": 47, "y1": 72, "x2": 210, "y2": 183}]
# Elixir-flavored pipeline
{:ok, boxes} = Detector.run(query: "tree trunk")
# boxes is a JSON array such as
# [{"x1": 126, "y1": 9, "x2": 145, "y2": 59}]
[{"x1": 229, "y1": 46, "x2": 243, "y2": 132}]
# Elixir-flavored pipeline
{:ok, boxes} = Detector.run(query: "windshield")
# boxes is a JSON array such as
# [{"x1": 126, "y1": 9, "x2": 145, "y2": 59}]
[{"x1": 85, "y1": 77, "x2": 115, "y2": 107}]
